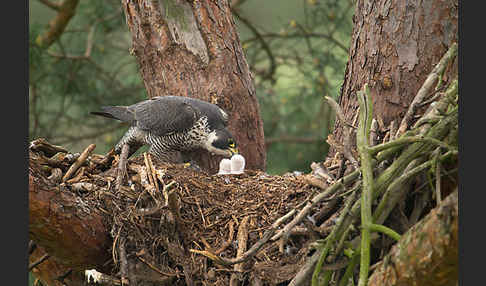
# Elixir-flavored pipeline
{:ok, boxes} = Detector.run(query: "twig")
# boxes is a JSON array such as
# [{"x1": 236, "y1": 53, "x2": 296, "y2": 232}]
[
  {"x1": 233, "y1": 10, "x2": 276, "y2": 83},
  {"x1": 325, "y1": 96, "x2": 355, "y2": 130},
  {"x1": 230, "y1": 216, "x2": 250, "y2": 286},
  {"x1": 408, "y1": 189, "x2": 430, "y2": 226},
  {"x1": 325, "y1": 96, "x2": 359, "y2": 169},
  {"x1": 288, "y1": 251, "x2": 321, "y2": 286},
  {"x1": 435, "y1": 156, "x2": 442, "y2": 204},
  {"x1": 136, "y1": 254, "x2": 177, "y2": 277},
  {"x1": 98, "y1": 148, "x2": 116, "y2": 167},
  {"x1": 413, "y1": 79, "x2": 458, "y2": 134},
  {"x1": 29, "y1": 254, "x2": 50, "y2": 271},
  {"x1": 36, "y1": 0, "x2": 80, "y2": 48},
  {"x1": 28, "y1": 240, "x2": 37, "y2": 255},
  {"x1": 337, "y1": 252, "x2": 359, "y2": 286},
  {"x1": 119, "y1": 238, "x2": 129, "y2": 286},
  {"x1": 311, "y1": 190, "x2": 359, "y2": 286},
  {"x1": 190, "y1": 227, "x2": 276, "y2": 266},
  {"x1": 396, "y1": 43, "x2": 457, "y2": 137},
  {"x1": 115, "y1": 144, "x2": 130, "y2": 191},
  {"x1": 29, "y1": 138, "x2": 68, "y2": 157},
  {"x1": 37, "y1": 0, "x2": 61, "y2": 10},
  {"x1": 369, "y1": 224, "x2": 401, "y2": 241},
  {"x1": 373, "y1": 151, "x2": 456, "y2": 224},
  {"x1": 368, "y1": 135, "x2": 457, "y2": 155},
  {"x1": 55, "y1": 269, "x2": 73, "y2": 283},
  {"x1": 143, "y1": 153, "x2": 160, "y2": 194},
  {"x1": 214, "y1": 220, "x2": 235, "y2": 255},
  {"x1": 62, "y1": 144, "x2": 96, "y2": 182},
  {"x1": 272, "y1": 170, "x2": 360, "y2": 241},
  {"x1": 310, "y1": 162, "x2": 335, "y2": 183}
]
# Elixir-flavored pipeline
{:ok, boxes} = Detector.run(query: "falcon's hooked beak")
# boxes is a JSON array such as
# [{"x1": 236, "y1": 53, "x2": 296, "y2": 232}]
[
  {"x1": 229, "y1": 146, "x2": 239, "y2": 155},
  {"x1": 228, "y1": 141, "x2": 238, "y2": 155}
]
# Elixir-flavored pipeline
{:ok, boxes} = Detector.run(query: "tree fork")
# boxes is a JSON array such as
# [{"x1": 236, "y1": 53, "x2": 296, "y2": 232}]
[{"x1": 121, "y1": 0, "x2": 266, "y2": 172}]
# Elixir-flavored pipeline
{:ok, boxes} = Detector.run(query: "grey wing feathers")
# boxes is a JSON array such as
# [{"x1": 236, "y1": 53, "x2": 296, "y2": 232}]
[
  {"x1": 91, "y1": 106, "x2": 136, "y2": 124},
  {"x1": 133, "y1": 96, "x2": 198, "y2": 136},
  {"x1": 183, "y1": 97, "x2": 229, "y2": 128},
  {"x1": 92, "y1": 96, "x2": 229, "y2": 136}
]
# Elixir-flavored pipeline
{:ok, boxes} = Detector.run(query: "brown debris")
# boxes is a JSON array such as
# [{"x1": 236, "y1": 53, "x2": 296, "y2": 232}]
[{"x1": 29, "y1": 139, "x2": 327, "y2": 285}]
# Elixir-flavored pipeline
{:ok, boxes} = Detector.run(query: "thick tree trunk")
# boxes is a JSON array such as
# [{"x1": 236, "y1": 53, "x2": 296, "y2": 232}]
[
  {"x1": 121, "y1": 0, "x2": 266, "y2": 173},
  {"x1": 329, "y1": 0, "x2": 458, "y2": 157}
]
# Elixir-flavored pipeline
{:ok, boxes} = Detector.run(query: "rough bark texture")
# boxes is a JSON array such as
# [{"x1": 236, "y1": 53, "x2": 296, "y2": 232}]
[
  {"x1": 30, "y1": 245, "x2": 87, "y2": 286},
  {"x1": 121, "y1": 0, "x2": 266, "y2": 173},
  {"x1": 368, "y1": 190, "x2": 458, "y2": 286},
  {"x1": 330, "y1": 0, "x2": 458, "y2": 156},
  {"x1": 29, "y1": 159, "x2": 111, "y2": 285}
]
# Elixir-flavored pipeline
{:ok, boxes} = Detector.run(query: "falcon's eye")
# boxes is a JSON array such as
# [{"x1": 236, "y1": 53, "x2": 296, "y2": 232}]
[
  {"x1": 228, "y1": 139, "x2": 235, "y2": 148},
  {"x1": 229, "y1": 142, "x2": 235, "y2": 148}
]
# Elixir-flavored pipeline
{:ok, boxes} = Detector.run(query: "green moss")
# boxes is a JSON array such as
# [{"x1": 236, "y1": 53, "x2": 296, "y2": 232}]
[{"x1": 161, "y1": 0, "x2": 188, "y2": 30}]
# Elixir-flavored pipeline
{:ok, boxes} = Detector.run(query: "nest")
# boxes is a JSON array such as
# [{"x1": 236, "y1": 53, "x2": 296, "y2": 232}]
[{"x1": 29, "y1": 138, "x2": 339, "y2": 285}]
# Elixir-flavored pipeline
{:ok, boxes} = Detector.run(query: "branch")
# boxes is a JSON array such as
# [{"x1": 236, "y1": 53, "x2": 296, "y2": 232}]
[
  {"x1": 190, "y1": 227, "x2": 277, "y2": 267},
  {"x1": 233, "y1": 10, "x2": 277, "y2": 83},
  {"x1": 368, "y1": 191, "x2": 458, "y2": 286},
  {"x1": 355, "y1": 84, "x2": 374, "y2": 286},
  {"x1": 396, "y1": 43, "x2": 457, "y2": 137},
  {"x1": 29, "y1": 153, "x2": 111, "y2": 269},
  {"x1": 29, "y1": 254, "x2": 50, "y2": 271},
  {"x1": 36, "y1": 0, "x2": 80, "y2": 48},
  {"x1": 62, "y1": 143, "x2": 96, "y2": 182},
  {"x1": 37, "y1": 0, "x2": 61, "y2": 11}
]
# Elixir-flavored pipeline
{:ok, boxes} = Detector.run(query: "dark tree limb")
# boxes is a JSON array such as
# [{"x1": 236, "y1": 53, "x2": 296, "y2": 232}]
[
  {"x1": 29, "y1": 155, "x2": 111, "y2": 270},
  {"x1": 29, "y1": 254, "x2": 51, "y2": 271},
  {"x1": 38, "y1": 0, "x2": 61, "y2": 11},
  {"x1": 36, "y1": 0, "x2": 80, "y2": 48},
  {"x1": 368, "y1": 190, "x2": 458, "y2": 286}
]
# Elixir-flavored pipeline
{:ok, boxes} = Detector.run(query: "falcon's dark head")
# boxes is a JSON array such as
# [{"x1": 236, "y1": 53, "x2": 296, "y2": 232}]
[{"x1": 204, "y1": 128, "x2": 238, "y2": 157}]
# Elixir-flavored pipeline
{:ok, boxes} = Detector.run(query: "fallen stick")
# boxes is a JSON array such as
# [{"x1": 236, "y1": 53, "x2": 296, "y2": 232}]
[
  {"x1": 62, "y1": 144, "x2": 96, "y2": 182},
  {"x1": 230, "y1": 216, "x2": 250, "y2": 286}
]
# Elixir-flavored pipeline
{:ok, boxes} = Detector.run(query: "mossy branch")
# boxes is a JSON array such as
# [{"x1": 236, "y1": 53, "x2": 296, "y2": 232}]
[
  {"x1": 356, "y1": 83, "x2": 374, "y2": 286},
  {"x1": 311, "y1": 191, "x2": 359, "y2": 286},
  {"x1": 369, "y1": 223, "x2": 401, "y2": 241}
]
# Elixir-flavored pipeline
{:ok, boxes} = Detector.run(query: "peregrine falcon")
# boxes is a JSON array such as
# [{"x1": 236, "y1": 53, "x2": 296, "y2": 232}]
[{"x1": 91, "y1": 96, "x2": 238, "y2": 163}]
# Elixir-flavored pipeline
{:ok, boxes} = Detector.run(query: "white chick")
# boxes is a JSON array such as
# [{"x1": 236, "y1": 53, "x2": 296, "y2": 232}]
[
  {"x1": 230, "y1": 154, "x2": 245, "y2": 174},
  {"x1": 218, "y1": 158, "x2": 232, "y2": 175}
]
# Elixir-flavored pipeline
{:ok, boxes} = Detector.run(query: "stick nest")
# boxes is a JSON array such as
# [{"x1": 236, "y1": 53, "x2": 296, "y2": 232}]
[{"x1": 30, "y1": 140, "x2": 331, "y2": 285}]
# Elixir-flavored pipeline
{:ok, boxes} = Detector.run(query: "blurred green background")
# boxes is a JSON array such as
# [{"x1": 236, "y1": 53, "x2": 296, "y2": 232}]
[{"x1": 29, "y1": 0, "x2": 354, "y2": 176}]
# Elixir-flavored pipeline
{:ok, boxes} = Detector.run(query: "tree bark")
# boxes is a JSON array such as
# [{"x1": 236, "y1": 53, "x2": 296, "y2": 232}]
[
  {"x1": 29, "y1": 156, "x2": 111, "y2": 285},
  {"x1": 368, "y1": 190, "x2": 458, "y2": 286},
  {"x1": 121, "y1": 0, "x2": 266, "y2": 173},
  {"x1": 329, "y1": 0, "x2": 458, "y2": 157}
]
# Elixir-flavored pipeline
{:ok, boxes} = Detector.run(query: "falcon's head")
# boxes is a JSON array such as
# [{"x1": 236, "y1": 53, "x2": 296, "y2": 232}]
[{"x1": 204, "y1": 128, "x2": 239, "y2": 157}]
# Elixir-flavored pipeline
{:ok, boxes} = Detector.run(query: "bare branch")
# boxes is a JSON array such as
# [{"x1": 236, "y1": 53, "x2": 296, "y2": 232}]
[
  {"x1": 396, "y1": 43, "x2": 457, "y2": 137},
  {"x1": 37, "y1": 0, "x2": 61, "y2": 11},
  {"x1": 36, "y1": 0, "x2": 80, "y2": 48}
]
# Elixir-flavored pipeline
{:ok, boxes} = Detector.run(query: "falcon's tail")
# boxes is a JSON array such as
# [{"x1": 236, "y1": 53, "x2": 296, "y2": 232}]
[{"x1": 90, "y1": 106, "x2": 135, "y2": 123}]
